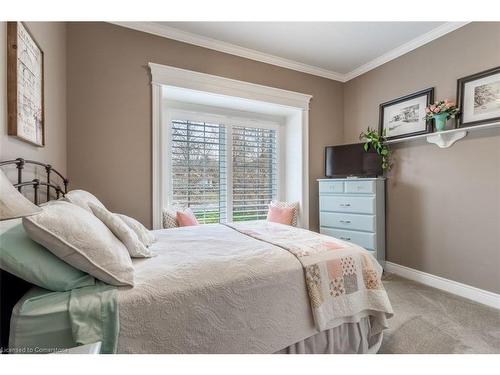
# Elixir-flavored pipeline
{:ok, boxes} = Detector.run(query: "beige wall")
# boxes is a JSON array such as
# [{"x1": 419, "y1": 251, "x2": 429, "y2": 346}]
[
  {"x1": 66, "y1": 22, "x2": 344, "y2": 230},
  {"x1": 0, "y1": 22, "x2": 67, "y2": 176},
  {"x1": 344, "y1": 22, "x2": 500, "y2": 293}
]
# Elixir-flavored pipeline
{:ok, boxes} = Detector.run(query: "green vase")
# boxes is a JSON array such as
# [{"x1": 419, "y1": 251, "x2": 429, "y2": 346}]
[{"x1": 433, "y1": 113, "x2": 448, "y2": 132}]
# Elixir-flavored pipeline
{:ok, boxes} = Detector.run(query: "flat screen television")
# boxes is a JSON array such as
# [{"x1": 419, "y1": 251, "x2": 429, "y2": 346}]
[{"x1": 325, "y1": 143, "x2": 382, "y2": 178}]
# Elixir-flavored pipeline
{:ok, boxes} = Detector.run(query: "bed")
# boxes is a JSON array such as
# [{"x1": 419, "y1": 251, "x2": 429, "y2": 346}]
[{"x1": 1, "y1": 159, "x2": 393, "y2": 354}]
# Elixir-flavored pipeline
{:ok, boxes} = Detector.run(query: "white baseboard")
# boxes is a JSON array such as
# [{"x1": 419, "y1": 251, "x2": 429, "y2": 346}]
[{"x1": 384, "y1": 262, "x2": 500, "y2": 310}]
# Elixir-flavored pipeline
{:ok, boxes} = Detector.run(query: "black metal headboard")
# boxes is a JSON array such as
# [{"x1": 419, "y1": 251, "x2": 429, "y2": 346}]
[
  {"x1": 0, "y1": 158, "x2": 69, "y2": 202},
  {"x1": 0, "y1": 158, "x2": 69, "y2": 353}
]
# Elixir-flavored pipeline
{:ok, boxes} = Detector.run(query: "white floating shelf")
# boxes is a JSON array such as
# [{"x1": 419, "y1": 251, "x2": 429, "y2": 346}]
[
  {"x1": 386, "y1": 121, "x2": 500, "y2": 148},
  {"x1": 426, "y1": 130, "x2": 467, "y2": 148}
]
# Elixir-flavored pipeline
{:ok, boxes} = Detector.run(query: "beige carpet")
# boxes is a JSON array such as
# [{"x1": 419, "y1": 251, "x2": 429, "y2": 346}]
[{"x1": 379, "y1": 273, "x2": 500, "y2": 354}]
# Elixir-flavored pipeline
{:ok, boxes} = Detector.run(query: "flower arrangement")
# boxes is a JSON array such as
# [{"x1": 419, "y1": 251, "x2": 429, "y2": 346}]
[
  {"x1": 359, "y1": 127, "x2": 392, "y2": 171},
  {"x1": 425, "y1": 100, "x2": 460, "y2": 120},
  {"x1": 425, "y1": 100, "x2": 460, "y2": 131}
]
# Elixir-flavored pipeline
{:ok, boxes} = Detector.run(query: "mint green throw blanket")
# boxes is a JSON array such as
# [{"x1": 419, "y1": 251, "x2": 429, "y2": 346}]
[{"x1": 9, "y1": 282, "x2": 118, "y2": 354}]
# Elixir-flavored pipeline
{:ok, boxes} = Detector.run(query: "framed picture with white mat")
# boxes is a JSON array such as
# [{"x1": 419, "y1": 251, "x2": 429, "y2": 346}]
[{"x1": 457, "y1": 66, "x2": 500, "y2": 128}]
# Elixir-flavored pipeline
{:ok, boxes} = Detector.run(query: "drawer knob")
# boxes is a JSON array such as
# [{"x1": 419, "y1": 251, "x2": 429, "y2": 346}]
[
  {"x1": 340, "y1": 236, "x2": 351, "y2": 241},
  {"x1": 340, "y1": 203, "x2": 351, "y2": 207},
  {"x1": 340, "y1": 220, "x2": 351, "y2": 224}
]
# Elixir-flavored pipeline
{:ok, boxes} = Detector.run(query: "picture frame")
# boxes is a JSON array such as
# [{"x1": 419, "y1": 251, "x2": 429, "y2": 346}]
[
  {"x1": 379, "y1": 88, "x2": 434, "y2": 140},
  {"x1": 457, "y1": 66, "x2": 500, "y2": 128},
  {"x1": 7, "y1": 22, "x2": 45, "y2": 147}
]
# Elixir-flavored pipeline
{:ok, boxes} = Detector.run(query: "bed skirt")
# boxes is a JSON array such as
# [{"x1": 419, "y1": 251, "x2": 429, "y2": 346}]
[{"x1": 275, "y1": 316, "x2": 383, "y2": 354}]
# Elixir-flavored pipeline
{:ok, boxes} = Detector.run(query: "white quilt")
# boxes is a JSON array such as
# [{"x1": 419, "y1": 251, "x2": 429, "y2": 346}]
[{"x1": 116, "y1": 224, "x2": 389, "y2": 353}]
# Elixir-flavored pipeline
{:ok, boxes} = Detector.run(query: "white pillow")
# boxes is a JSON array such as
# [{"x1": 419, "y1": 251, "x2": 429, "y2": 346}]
[
  {"x1": 64, "y1": 189, "x2": 105, "y2": 213},
  {"x1": 116, "y1": 214, "x2": 156, "y2": 247},
  {"x1": 269, "y1": 201, "x2": 299, "y2": 227},
  {"x1": 90, "y1": 203, "x2": 154, "y2": 258},
  {"x1": 23, "y1": 201, "x2": 134, "y2": 286}
]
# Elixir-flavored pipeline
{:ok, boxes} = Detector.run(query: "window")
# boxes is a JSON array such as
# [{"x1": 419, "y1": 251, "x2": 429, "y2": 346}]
[
  {"x1": 231, "y1": 126, "x2": 277, "y2": 222},
  {"x1": 169, "y1": 116, "x2": 279, "y2": 224},
  {"x1": 171, "y1": 120, "x2": 227, "y2": 224}
]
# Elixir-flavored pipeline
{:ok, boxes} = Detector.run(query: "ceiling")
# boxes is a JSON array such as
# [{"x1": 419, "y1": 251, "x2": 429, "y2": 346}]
[{"x1": 114, "y1": 22, "x2": 469, "y2": 82}]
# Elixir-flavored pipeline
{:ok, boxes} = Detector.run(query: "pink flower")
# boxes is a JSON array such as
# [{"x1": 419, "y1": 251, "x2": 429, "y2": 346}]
[
  {"x1": 425, "y1": 107, "x2": 431, "y2": 113},
  {"x1": 429, "y1": 105, "x2": 436, "y2": 111},
  {"x1": 433, "y1": 107, "x2": 441, "y2": 113}
]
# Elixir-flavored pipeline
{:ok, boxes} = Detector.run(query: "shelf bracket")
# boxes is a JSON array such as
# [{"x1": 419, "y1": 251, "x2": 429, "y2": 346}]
[{"x1": 426, "y1": 130, "x2": 467, "y2": 148}]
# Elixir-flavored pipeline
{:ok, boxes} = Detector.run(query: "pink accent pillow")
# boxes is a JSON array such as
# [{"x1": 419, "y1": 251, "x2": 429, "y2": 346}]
[
  {"x1": 176, "y1": 209, "x2": 199, "y2": 227},
  {"x1": 267, "y1": 205, "x2": 295, "y2": 225}
]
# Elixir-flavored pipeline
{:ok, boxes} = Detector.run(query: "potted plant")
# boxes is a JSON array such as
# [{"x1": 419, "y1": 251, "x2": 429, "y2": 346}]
[
  {"x1": 359, "y1": 127, "x2": 392, "y2": 171},
  {"x1": 425, "y1": 100, "x2": 460, "y2": 132}
]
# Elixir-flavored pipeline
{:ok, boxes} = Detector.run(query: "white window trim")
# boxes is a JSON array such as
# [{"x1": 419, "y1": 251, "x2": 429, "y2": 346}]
[
  {"x1": 150, "y1": 63, "x2": 312, "y2": 229},
  {"x1": 150, "y1": 63, "x2": 312, "y2": 110},
  {"x1": 168, "y1": 108, "x2": 282, "y2": 131}
]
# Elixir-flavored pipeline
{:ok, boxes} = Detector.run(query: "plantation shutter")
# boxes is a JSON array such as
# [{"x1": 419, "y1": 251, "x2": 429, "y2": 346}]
[
  {"x1": 169, "y1": 118, "x2": 278, "y2": 224},
  {"x1": 231, "y1": 126, "x2": 278, "y2": 221},
  {"x1": 170, "y1": 120, "x2": 227, "y2": 224}
]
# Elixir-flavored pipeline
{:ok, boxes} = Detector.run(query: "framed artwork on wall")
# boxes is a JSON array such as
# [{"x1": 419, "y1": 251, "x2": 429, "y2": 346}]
[
  {"x1": 7, "y1": 22, "x2": 45, "y2": 147},
  {"x1": 457, "y1": 66, "x2": 500, "y2": 128},
  {"x1": 379, "y1": 88, "x2": 434, "y2": 140}
]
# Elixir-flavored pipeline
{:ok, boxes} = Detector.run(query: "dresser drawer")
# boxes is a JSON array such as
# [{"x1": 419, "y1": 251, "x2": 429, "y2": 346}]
[
  {"x1": 344, "y1": 180, "x2": 376, "y2": 194},
  {"x1": 319, "y1": 181, "x2": 344, "y2": 194},
  {"x1": 319, "y1": 195, "x2": 375, "y2": 214},
  {"x1": 320, "y1": 227, "x2": 376, "y2": 250},
  {"x1": 320, "y1": 212, "x2": 375, "y2": 232}
]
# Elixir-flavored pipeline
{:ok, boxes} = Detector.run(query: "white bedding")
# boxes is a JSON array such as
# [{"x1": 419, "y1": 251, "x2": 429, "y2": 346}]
[{"x1": 116, "y1": 224, "x2": 387, "y2": 353}]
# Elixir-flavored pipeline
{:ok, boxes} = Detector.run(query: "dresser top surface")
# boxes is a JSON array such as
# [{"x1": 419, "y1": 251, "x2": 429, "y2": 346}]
[{"x1": 317, "y1": 177, "x2": 385, "y2": 182}]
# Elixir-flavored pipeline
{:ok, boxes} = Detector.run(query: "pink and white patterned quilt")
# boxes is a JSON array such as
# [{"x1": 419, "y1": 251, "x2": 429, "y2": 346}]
[{"x1": 226, "y1": 221, "x2": 393, "y2": 331}]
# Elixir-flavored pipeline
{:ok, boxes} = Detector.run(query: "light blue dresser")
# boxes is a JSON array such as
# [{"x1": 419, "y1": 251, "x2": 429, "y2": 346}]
[{"x1": 318, "y1": 177, "x2": 385, "y2": 265}]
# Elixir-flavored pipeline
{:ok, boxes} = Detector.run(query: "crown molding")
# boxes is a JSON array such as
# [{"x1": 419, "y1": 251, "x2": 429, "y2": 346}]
[
  {"x1": 111, "y1": 21, "x2": 470, "y2": 83},
  {"x1": 111, "y1": 21, "x2": 345, "y2": 81},
  {"x1": 343, "y1": 22, "x2": 470, "y2": 81}
]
